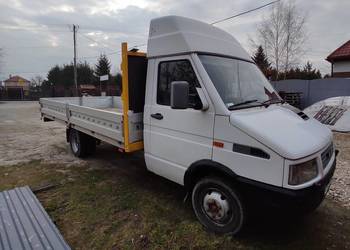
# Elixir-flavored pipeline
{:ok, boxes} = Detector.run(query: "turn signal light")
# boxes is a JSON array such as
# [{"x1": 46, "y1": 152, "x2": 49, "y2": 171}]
[{"x1": 213, "y1": 141, "x2": 224, "y2": 148}]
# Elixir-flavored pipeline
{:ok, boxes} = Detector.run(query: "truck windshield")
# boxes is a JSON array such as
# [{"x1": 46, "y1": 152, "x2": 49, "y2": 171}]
[{"x1": 198, "y1": 55, "x2": 280, "y2": 110}]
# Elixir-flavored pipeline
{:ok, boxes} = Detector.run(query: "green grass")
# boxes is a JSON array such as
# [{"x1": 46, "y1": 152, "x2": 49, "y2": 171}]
[{"x1": 0, "y1": 161, "x2": 349, "y2": 249}]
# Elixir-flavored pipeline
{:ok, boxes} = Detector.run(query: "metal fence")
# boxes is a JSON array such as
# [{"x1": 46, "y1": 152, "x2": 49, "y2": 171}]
[
  {"x1": 0, "y1": 85, "x2": 121, "y2": 101},
  {"x1": 271, "y1": 78, "x2": 350, "y2": 109}
]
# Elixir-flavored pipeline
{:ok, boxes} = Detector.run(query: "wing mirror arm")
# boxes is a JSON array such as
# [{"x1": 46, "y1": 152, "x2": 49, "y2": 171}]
[
  {"x1": 170, "y1": 81, "x2": 210, "y2": 111},
  {"x1": 196, "y1": 87, "x2": 209, "y2": 111}
]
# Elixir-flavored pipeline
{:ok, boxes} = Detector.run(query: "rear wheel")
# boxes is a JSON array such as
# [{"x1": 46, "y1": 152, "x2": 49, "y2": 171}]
[
  {"x1": 69, "y1": 129, "x2": 95, "y2": 157},
  {"x1": 192, "y1": 177, "x2": 245, "y2": 235},
  {"x1": 86, "y1": 135, "x2": 96, "y2": 155}
]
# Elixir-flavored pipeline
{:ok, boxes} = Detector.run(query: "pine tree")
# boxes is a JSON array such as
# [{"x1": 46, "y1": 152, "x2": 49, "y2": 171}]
[
  {"x1": 302, "y1": 61, "x2": 322, "y2": 80},
  {"x1": 95, "y1": 54, "x2": 111, "y2": 77},
  {"x1": 252, "y1": 46, "x2": 271, "y2": 77},
  {"x1": 77, "y1": 61, "x2": 96, "y2": 85},
  {"x1": 282, "y1": 62, "x2": 322, "y2": 80}
]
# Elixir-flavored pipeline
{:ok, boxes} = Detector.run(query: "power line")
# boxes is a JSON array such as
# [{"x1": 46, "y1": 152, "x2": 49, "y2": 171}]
[
  {"x1": 78, "y1": 1, "x2": 282, "y2": 55},
  {"x1": 1, "y1": 28, "x2": 69, "y2": 33},
  {"x1": 1, "y1": 3, "x2": 282, "y2": 77},
  {"x1": 78, "y1": 43, "x2": 147, "y2": 60},
  {"x1": 78, "y1": 1, "x2": 280, "y2": 53},
  {"x1": 0, "y1": 26, "x2": 69, "y2": 33},
  {"x1": 78, "y1": 32, "x2": 116, "y2": 52},
  {"x1": 2, "y1": 2, "x2": 279, "y2": 55},
  {"x1": 78, "y1": 32, "x2": 148, "y2": 55},
  {"x1": 130, "y1": 43, "x2": 147, "y2": 49},
  {"x1": 2, "y1": 45, "x2": 67, "y2": 50},
  {"x1": 210, "y1": 0, "x2": 280, "y2": 25},
  {"x1": 78, "y1": 31, "x2": 122, "y2": 48}
]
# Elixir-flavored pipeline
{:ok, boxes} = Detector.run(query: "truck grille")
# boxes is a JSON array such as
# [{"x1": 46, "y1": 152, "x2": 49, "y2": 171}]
[{"x1": 321, "y1": 143, "x2": 333, "y2": 169}]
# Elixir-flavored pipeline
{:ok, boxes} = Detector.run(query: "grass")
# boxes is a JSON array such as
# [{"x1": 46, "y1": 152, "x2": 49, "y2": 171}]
[{"x1": 0, "y1": 160, "x2": 349, "y2": 249}]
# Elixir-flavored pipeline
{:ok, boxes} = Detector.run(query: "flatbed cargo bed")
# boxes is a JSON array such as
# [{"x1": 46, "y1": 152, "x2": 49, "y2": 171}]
[
  {"x1": 40, "y1": 43, "x2": 147, "y2": 152},
  {"x1": 40, "y1": 96, "x2": 143, "y2": 150}
]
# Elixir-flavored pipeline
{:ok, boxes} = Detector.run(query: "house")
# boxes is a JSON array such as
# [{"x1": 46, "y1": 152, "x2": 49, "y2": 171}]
[
  {"x1": 326, "y1": 40, "x2": 350, "y2": 77},
  {"x1": 0, "y1": 84, "x2": 4, "y2": 99},
  {"x1": 3, "y1": 75, "x2": 31, "y2": 99}
]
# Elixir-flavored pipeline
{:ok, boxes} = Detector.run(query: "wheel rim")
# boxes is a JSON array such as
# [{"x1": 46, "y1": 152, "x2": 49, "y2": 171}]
[
  {"x1": 202, "y1": 189, "x2": 232, "y2": 225},
  {"x1": 71, "y1": 132, "x2": 79, "y2": 153}
]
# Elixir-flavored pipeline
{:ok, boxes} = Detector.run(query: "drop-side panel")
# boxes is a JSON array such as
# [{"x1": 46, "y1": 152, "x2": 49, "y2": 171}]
[
  {"x1": 40, "y1": 96, "x2": 144, "y2": 149},
  {"x1": 40, "y1": 98, "x2": 69, "y2": 123},
  {"x1": 69, "y1": 104, "x2": 124, "y2": 143},
  {"x1": 40, "y1": 97, "x2": 126, "y2": 147}
]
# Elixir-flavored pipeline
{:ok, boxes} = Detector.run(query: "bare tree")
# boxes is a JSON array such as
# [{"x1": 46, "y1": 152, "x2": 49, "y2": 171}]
[
  {"x1": 254, "y1": 1, "x2": 307, "y2": 79},
  {"x1": 282, "y1": 1, "x2": 307, "y2": 76},
  {"x1": 30, "y1": 75, "x2": 44, "y2": 88}
]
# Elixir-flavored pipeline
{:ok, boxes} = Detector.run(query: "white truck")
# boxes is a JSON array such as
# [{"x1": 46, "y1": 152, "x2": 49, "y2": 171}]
[{"x1": 40, "y1": 16, "x2": 337, "y2": 235}]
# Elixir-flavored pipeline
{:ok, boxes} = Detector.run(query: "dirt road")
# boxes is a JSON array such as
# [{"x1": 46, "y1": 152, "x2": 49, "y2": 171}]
[{"x1": 0, "y1": 101, "x2": 349, "y2": 249}]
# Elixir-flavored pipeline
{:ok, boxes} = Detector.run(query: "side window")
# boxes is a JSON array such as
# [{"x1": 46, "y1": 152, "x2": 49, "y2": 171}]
[{"x1": 157, "y1": 60, "x2": 202, "y2": 109}]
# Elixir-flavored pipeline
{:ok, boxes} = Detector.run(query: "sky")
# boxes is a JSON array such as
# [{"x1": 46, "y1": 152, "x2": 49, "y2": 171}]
[{"x1": 0, "y1": 0, "x2": 349, "y2": 82}]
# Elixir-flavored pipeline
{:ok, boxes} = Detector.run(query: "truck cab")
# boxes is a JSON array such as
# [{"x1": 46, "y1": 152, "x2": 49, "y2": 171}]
[{"x1": 143, "y1": 16, "x2": 336, "y2": 234}]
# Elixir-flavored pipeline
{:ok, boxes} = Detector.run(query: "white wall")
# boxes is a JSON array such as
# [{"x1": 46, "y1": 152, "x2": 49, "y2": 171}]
[
  {"x1": 4, "y1": 81, "x2": 30, "y2": 90},
  {"x1": 333, "y1": 61, "x2": 350, "y2": 73}
]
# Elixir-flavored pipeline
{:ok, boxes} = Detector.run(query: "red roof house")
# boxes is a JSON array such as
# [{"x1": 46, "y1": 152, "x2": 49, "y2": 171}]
[
  {"x1": 4, "y1": 75, "x2": 31, "y2": 90},
  {"x1": 326, "y1": 40, "x2": 350, "y2": 77},
  {"x1": 3, "y1": 75, "x2": 31, "y2": 99}
]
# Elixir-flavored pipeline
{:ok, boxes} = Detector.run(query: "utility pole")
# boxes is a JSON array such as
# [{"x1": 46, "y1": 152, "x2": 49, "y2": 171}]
[{"x1": 73, "y1": 24, "x2": 78, "y2": 96}]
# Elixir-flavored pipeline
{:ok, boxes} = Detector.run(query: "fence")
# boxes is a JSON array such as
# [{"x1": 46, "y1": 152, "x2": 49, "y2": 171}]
[
  {"x1": 0, "y1": 84, "x2": 122, "y2": 101},
  {"x1": 271, "y1": 78, "x2": 350, "y2": 109}
]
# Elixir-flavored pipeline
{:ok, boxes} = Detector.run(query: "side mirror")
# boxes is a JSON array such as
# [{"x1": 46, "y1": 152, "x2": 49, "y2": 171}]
[{"x1": 171, "y1": 81, "x2": 189, "y2": 109}]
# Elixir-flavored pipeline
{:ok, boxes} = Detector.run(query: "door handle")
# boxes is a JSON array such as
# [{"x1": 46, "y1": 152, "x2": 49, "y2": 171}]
[{"x1": 151, "y1": 113, "x2": 163, "y2": 120}]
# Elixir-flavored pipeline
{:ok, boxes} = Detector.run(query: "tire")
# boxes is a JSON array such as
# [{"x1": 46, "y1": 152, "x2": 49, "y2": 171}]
[
  {"x1": 86, "y1": 135, "x2": 96, "y2": 155},
  {"x1": 192, "y1": 177, "x2": 245, "y2": 235},
  {"x1": 69, "y1": 129, "x2": 95, "y2": 157}
]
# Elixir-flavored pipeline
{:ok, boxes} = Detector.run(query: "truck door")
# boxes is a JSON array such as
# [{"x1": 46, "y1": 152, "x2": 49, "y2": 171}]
[{"x1": 147, "y1": 55, "x2": 214, "y2": 185}]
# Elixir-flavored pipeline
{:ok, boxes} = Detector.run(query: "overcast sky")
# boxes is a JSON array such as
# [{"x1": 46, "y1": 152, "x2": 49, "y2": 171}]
[{"x1": 0, "y1": 0, "x2": 349, "y2": 81}]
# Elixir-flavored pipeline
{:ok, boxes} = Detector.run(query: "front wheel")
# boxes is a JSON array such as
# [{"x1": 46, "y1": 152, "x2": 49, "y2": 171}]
[{"x1": 192, "y1": 177, "x2": 245, "y2": 235}]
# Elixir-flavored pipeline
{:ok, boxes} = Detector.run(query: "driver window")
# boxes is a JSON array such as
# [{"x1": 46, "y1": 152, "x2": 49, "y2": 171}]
[{"x1": 157, "y1": 60, "x2": 202, "y2": 109}]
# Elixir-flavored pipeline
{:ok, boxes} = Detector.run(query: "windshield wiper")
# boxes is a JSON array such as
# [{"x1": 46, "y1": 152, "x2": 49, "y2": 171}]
[
  {"x1": 228, "y1": 99, "x2": 259, "y2": 110},
  {"x1": 228, "y1": 98, "x2": 285, "y2": 110},
  {"x1": 262, "y1": 98, "x2": 285, "y2": 106}
]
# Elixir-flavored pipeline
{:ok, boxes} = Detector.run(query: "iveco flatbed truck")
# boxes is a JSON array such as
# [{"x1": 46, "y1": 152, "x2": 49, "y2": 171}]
[{"x1": 40, "y1": 16, "x2": 336, "y2": 235}]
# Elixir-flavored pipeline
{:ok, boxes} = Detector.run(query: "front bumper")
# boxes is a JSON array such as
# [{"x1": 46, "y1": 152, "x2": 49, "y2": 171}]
[{"x1": 237, "y1": 156, "x2": 336, "y2": 211}]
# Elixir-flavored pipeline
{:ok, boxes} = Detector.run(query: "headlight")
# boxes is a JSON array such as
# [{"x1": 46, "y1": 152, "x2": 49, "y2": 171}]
[{"x1": 288, "y1": 159, "x2": 318, "y2": 185}]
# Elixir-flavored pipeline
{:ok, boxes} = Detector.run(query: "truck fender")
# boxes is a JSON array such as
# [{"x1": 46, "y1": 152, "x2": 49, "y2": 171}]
[{"x1": 184, "y1": 159, "x2": 238, "y2": 191}]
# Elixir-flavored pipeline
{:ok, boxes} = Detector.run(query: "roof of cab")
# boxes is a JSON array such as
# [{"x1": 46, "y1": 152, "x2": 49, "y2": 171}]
[{"x1": 147, "y1": 15, "x2": 252, "y2": 61}]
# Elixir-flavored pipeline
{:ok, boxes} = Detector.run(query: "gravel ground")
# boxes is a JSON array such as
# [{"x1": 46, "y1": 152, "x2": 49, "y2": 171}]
[
  {"x1": 0, "y1": 101, "x2": 349, "y2": 208},
  {"x1": 0, "y1": 101, "x2": 82, "y2": 166},
  {"x1": 329, "y1": 132, "x2": 350, "y2": 208}
]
